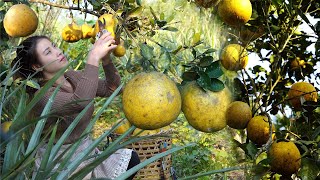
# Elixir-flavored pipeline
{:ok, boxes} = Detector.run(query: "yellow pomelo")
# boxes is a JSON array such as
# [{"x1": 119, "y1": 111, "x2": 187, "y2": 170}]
[
  {"x1": 268, "y1": 141, "x2": 301, "y2": 176},
  {"x1": 61, "y1": 23, "x2": 82, "y2": 43},
  {"x1": 288, "y1": 82, "x2": 318, "y2": 110},
  {"x1": 122, "y1": 72, "x2": 181, "y2": 130},
  {"x1": 290, "y1": 57, "x2": 306, "y2": 70},
  {"x1": 247, "y1": 115, "x2": 275, "y2": 146},
  {"x1": 226, "y1": 101, "x2": 252, "y2": 129},
  {"x1": 181, "y1": 81, "x2": 232, "y2": 133},
  {"x1": 113, "y1": 45, "x2": 126, "y2": 57},
  {"x1": 218, "y1": 0, "x2": 252, "y2": 26},
  {"x1": 220, "y1": 44, "x2": 248, "y2": 71},
  {"x1": 81, "y1": 23, "x2": 93, "y2": 39},
  {"x1": 114, "y1": 119, "x2": 131, "y2": 134},
  {"x1": 195, "y1": 0, "x2": 220, "y2": 8},
  {"x1": 93, "y1": 14, "x2": 117, "y2": 38},
  {"x1": 4, "y1": 4, "x2": 38, "y2": 37},
  {"x1": 1, "y1": 121, "x2": 12, "y2": 134}
]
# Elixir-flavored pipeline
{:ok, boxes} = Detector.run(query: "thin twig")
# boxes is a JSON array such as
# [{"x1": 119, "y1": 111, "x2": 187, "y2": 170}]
[{"x1": 264, "y1": 75, "x2": 281, "y2": 112}]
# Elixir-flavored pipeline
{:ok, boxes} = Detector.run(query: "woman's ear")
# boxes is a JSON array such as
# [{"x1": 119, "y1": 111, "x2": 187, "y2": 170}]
[{"x1": 32, "y1": 64, "x2": 42, "y2": 71}]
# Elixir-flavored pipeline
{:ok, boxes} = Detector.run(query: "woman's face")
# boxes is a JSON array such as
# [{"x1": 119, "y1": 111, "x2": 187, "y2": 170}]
[{"x1": 35, "y1": 38, "x2": 68, "y2": 75}]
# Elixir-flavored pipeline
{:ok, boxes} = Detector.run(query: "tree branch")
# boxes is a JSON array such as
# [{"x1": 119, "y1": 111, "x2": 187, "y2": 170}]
[
  {"x1": 28, "y1": 0, "x2": 101, "y2": 17},
  {"x1": 254, "y1": 112, "x2": 274, "y2": 159}
]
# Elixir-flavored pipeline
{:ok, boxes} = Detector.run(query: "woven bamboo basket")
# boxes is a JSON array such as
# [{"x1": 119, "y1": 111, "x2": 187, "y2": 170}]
[
  {"x1": 113, "y1": 133, "x2": 173, "y2": 180},
  {"x1": 128, "y1": 136, "x2": 172, "y2": 180}
]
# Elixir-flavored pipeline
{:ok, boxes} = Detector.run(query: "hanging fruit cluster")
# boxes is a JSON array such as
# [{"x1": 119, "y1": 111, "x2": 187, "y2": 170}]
[{"x1": 61, "y1": 13, "x2": 126, "y2": 57}]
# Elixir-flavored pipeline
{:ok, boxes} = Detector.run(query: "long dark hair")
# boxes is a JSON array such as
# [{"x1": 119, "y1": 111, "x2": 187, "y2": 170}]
[
  {"x1": 11, "y1": 35, "x2": 50, "y2": 80},
  {"x1": 11, "y1": 35, "x2": 50, "y2": 94}
]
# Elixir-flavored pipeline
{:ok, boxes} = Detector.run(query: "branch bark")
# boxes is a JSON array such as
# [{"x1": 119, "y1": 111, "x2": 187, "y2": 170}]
[{"x1": 28, "y1": 0, "x2": 101, "y2": 17}]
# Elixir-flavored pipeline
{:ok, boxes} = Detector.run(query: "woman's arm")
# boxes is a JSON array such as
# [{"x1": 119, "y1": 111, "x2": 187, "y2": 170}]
[
  {"x1": 96, "y1": 59, "x2": 122, "y2": 97},
  {"x1": 64, "y1": 62, "x2": 121, "y2": 98}
]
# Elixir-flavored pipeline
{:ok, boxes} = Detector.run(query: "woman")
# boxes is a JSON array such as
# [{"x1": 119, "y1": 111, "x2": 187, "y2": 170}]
[{"x1": 12, "y1": 32, "x2": 139, "y2": 179}]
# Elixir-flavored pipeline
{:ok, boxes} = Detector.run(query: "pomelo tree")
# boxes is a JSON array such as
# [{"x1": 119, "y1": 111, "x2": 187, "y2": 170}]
[{"x1": 0, "y1": 0, "x2": 319, "y2": 179}]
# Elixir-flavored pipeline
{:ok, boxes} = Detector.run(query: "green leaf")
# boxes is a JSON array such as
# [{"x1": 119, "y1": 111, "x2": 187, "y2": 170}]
[
  {"x1": 208, "y1": 78, "x2": 225, "y2": 92},
  {"x1": 26, "y1": 84, "x2": 62, "y2": 155},
  {"x1": 156, "y1": 20, "x2": 167, "y2": 27},
  {"x1": 203, "y1": 48, "x2": 216, "y2": 54},
  {"x1": 35, "y1": 125, "x2": 58, "y2": 179},
  {"x1": 87, "y1": 0, "x2": 102, "y2": 9},
  {"x1": 271, "y1": 0, "x2": 282, "y2": 7},
  {"x1": 312, "y1": 126, "x2": 320, "y2": 139},
  {"x1": 199, "y1": 56, "x2": 213, "y2": 67},
  {"x1": 192, "y1": 33, "x2": 201, "y2": 45},
  {"x1": 299, "y1": 140, "x2": 316, "y2": 146},
  {"x1": 127, "y1": 7, "x2": 143, "y2": 18},
  {"x1": 246, "y1": 142, "x2": 258, "y2": 159},
  {"x1": 196, "y1": 71, "x2": 211, "y2": 88},
  {"x1": 269, "y1": 54, "x2": 275, "y2": 63},
  {"x1": 136, "y1": 0, "x2": 141, "y2": 6},
  {"x1": 2, "y1": 133, "x2": 20, "y2": 173},
  {"x1": 149, "y1": 7, "x2": 158, "y2": 21},
  {"x1": 191, "y1": 48, "x2": 197, "y2": 58},
  {"x1": 172, "y1": 45, "x2": 183, "y2": 55},
  {"x1": 298, "y1": 158, "x2": 320, "y2": 180},
  {"x1": 252, "y1": 65, "x2": 266, "y2": 74},
  {"x1": 257, "y1": 157, "x2": 271, "y2": 166},
  {"x1": 163, "y1": 26, "x2": 178, "y2": 32},
  {"x1": 160, "y1": 12, "x2": 165, "y2": 20},
  {"x1": 182, "y1": 72, "x2": 198, "y2": 81},
  {"x1": 251, "y1": 164, "x2": 269, "y2": 180},
  {"x1": 140, "y1": 43, "x2": 153, "y2": 60},
  {"x1": 26, "y1": 80, "x2": 40, "y2": 90},
  {"x1": 205, "y1": 61, "x2": 223, "y2": 78},
  {"x1": 166, "y1": 13, "x2": 175, "y2": 23}
]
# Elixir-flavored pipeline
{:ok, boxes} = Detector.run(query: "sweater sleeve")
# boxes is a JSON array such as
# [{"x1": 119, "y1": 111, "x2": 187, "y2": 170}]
[
  {"x1": 95, "y1": 62, "x2": 122, "y2": 97},
  {"x1": 34, "y1": 64, "x2": 99, "y2": 116}
]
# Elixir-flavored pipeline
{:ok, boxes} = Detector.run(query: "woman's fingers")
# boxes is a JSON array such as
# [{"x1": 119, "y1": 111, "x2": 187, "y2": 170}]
[
  {"x1": 104, "y1": 39, "x2": 116, "y2": 48},
  {"x1": 106, "y1": 44, "x2": 118, "y2": 51},
  {"x1": 100, "y1": 31, "x2": 112, "y2": 40}
]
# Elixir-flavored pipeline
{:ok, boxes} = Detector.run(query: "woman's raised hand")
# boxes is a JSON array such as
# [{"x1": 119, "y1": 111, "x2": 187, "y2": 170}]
[{"x1": 87, "y1": 31, "x2": 117, "y2": 67}]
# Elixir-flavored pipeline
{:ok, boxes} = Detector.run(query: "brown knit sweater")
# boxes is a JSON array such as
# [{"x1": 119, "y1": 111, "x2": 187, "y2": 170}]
[{"x1": 33, "y1": 63, "x2": 121, "y2": 144}]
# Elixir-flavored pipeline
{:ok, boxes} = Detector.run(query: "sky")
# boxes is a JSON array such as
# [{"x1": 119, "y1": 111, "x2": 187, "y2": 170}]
[{"x1": 246, "y1": 14, "x2": 320, "y2": 87}]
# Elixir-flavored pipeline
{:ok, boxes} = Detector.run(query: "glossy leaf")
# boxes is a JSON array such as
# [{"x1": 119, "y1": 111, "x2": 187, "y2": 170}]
[
  {"x1": 127, "y1": 7, "x2": 143, "y2": 18},
  {"x1": 199, "y1": 56, "x2": 213, "y2": 67},
  {"x1": 163, "y1": 26, "x2": 178, "y2": 32},
  {"x1": 203, "y1": 48, "x2": 216, "y2": 54},
  {"x1": 205, "y1": 61, "x2": 223, "y2": 78},
  {"x1": 182, "y1": 71, "x2": 198, "y2": 81},
  {"x1": 140, "y1": 43, "x2": 153, "y2": 60},
  {"x1": 208, "y1": 78, "x2": 225, "y2": 92}
]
